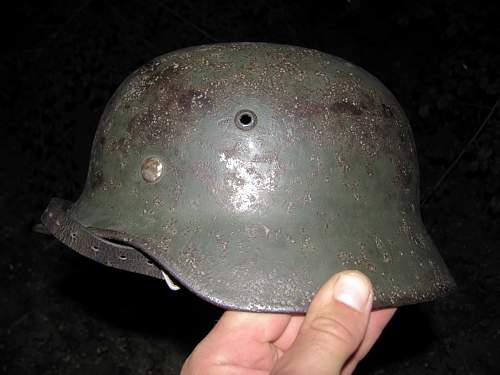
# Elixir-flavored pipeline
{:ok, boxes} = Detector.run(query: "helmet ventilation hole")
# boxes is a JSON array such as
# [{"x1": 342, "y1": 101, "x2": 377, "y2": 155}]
[
  {"x1": 240, "y1": 114, "x2": 252, "y2": 125},
  {"x1": 235, "y1": 110, "x2": 257, "y2": 130}
]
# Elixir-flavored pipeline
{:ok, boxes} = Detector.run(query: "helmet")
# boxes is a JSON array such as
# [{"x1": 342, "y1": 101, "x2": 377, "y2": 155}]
[{"x1": 41, "y1": 42, "x2": 455, "y2": 312}]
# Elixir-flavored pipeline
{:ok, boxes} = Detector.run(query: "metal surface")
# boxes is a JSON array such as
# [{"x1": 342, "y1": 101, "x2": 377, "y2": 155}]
[
  {"x1": 141, "y1": 157, "x2": 164, "y2": 183},
  {"x1": 42, "y1": 42, "x2": 455, "y2": 312}
]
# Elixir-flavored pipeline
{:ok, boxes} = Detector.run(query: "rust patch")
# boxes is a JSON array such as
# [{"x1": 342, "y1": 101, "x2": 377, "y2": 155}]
[
  {"x1": 381, "y1": 103, "x2": 394, "y2": 118},
  {"x1": 215, "y1": 234, "x2": 229, "y2": 252},
  {"x1": 108, "y1": 63, "x2": 216, "y2": 149},
  {"x1": 251, "y1": 150, "x2": 279, "y2": 163},
  {"x1": 359, "y1": 91, "x2": 376, "y2": 110},
  {"x1": 177, "y1": 89, "x2": 214, "y2": 112},
  {"x1": 125, "y1": 85, "x2": 212, "y2": 146},
  {"x1": 106, "y1": 137, "x2": 127, "y2": 152},
  {"x1": 88, "y1": 136, "x2": 105, "y2": 189},
  {"x1": 89, "y1": 169, "x2": 104, "y2": 190},
  {"x1": 217, "y1": 141, "x2": 244, "y2": 160},
  {"x1": 98, "y1": 135, "x2": 106, "y2": 147},
  {"x1": 330, "y1": 102, "x2": 363, "y2": 116},
  {"x1": 393, "y1": 157, "x2": 414, "y2": 190}
]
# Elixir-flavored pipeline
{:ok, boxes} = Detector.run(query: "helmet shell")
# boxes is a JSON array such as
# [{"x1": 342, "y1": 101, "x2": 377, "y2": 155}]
[{"x1": 43, "y1": 43, "x2": 455, "y2": 312}]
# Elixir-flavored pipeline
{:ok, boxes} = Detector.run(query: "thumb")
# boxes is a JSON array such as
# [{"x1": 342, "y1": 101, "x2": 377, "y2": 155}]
[{"x1": 271, "y1": 271, "x2": 373, "y2": 375}]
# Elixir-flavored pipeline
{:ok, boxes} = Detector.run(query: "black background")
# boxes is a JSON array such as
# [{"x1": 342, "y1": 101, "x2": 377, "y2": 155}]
[{"x1": 1, "y1": 0, "x2": 500, "y2": 374}]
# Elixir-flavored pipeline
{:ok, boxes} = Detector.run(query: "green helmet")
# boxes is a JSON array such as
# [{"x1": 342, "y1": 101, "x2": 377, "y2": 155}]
[{"x1": 41, "y1": 42, "x2": 455, "y2": 312}]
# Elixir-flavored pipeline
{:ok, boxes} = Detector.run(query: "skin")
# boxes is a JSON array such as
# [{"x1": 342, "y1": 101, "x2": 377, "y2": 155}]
[{"x1": 181, "y1": 271, "x2": 396, "y2": 375}]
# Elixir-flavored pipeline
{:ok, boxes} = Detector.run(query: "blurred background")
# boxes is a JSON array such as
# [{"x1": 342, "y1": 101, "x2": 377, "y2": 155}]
[{"x1": 1, "y1": 0, "x2": 499, "y2": 374}]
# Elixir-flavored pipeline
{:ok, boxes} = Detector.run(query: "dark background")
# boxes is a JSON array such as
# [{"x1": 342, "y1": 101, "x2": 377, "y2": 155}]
[{"x1": 1, "y1": 0, "x2": 499, "y2": 374}]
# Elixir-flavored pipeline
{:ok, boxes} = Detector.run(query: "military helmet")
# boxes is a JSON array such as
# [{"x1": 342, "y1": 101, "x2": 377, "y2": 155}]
[{"x1": 41, "y1": 42, "x2": 455, "y2": 312}]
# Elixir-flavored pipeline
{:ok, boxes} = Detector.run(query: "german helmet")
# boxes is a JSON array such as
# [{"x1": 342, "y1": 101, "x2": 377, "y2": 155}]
[{"x1": 41, "y1": 42, "x2": 455, "y2": 312}]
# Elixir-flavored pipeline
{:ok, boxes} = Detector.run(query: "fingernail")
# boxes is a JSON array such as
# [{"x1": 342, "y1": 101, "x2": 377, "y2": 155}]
[{"x1": 333, "y1": 273, "x2": 370, "y2": 312}]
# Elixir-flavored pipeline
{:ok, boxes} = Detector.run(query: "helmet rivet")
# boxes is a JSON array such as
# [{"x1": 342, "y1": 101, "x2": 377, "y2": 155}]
[
  {"x1": 141, "y1": 157, "x2": 163, "y2": 183},
  {"x1": 235, "y1": 110, "x2": 257, "y2": 130}
]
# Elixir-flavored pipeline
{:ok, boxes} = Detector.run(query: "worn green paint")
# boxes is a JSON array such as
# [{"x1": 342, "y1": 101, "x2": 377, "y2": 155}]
[{"x1": 59, "y1": 42, "x2": 454, "y2": 311}]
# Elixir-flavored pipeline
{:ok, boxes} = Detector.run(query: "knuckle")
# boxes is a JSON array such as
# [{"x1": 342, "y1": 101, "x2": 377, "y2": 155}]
[{"x1": 307, "y1": 315, "x2": 356, "y2": 347}]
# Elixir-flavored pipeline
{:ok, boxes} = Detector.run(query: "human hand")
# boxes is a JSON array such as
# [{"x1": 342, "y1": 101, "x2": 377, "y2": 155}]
[{"x1": 181, "y1": 271, "x2": 396, "y2": 375}]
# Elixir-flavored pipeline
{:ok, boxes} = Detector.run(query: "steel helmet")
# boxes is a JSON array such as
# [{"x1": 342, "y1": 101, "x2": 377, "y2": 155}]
[{"x1": 41, "y1": 42, "x2": 455, "y2": 312}]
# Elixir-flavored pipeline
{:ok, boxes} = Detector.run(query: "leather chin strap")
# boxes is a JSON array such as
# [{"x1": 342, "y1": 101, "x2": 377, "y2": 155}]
[{"x1": 41, "y1": 198, "x2": 163, "y2": 280}]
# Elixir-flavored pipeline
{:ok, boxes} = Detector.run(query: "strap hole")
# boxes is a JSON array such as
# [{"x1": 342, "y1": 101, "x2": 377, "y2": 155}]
[
  {"x1": 119, "y1": 254, "x2": 127, "y2": 260},
  {"x1": 91, "y1": 245, "x2": 99, "y2": 252},
  {"x1": 146, "y1": 260, "x2": 154, "y2": 266},
  {"x1": 70, "y1": 232, "x2": 77, "y2": 239}
]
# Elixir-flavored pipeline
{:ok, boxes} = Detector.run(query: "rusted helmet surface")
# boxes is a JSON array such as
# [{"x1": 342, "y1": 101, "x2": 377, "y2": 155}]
[{"x1": 41, "y1": 42, "x2": 455, "y2": 312}]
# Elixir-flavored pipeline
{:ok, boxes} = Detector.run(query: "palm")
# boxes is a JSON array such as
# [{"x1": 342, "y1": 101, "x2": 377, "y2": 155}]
[{"x1": 182, "y1": 309, "x2": 395, "y2": 375}]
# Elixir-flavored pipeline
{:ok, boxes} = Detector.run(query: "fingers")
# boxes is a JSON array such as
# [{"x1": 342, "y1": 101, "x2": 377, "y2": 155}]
[
  {"x1": 270, "y1": 271, "x2": 373, "y2": 375},
  {"x1": 272, "y1": 315, "x2": 304, "y2": 352},
  {"x1": 341, "y1": 308, "x2": 397, "y2": 375},
  {"x1": 214, "y1": 311, "x2": 293, "y2": 344},
  {"x1": 181, "y1": 311, "x2": 292, "y2": 374}
]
